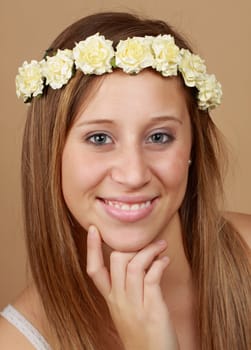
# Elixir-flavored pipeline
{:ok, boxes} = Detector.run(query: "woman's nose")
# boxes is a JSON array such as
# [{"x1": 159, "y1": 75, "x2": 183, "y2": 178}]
[{"x1": 110, "y1": 146, "x2": 152, "y2": 189}]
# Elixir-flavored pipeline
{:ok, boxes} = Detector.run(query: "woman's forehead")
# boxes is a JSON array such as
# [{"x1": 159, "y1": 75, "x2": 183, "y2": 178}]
[{"x1": 76, "y1": 70, "x2": 190, "y2": 121}]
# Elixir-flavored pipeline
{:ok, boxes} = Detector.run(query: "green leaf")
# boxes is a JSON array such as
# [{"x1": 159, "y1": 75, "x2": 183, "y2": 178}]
[{"x1": 110, "y1": 56, "x2": 116, "y2": 68}]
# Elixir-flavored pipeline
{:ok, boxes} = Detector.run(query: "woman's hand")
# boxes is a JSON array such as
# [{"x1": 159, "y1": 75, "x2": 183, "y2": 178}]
[{"x1": 86, "y1": 225, "x2": 180, "y2": 350}]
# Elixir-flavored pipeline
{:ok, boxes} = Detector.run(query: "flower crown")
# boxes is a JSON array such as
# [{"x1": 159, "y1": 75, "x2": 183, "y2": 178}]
[{"x1": 16, "y1": 33, "x2": 222, "y2": 110}]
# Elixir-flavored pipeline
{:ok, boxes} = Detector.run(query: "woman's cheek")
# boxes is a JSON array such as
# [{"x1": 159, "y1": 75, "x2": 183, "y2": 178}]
[{"x1": 157, "y1": 151, "x2": 190, "y2": 187}]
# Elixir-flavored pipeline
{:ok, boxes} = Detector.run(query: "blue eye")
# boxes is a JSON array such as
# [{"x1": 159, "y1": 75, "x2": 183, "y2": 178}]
[
  {"x1": 147, "y1": 132, "x2": 174, "y2": 144},
  {"x1": 87, "y1": 133, "x2": 112, "y2": 145}
]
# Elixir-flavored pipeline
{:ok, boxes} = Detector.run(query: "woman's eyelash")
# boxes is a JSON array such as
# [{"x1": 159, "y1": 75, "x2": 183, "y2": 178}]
[
  {"x1": 86, "y1": 133, "x2": 113, "y2": 145},
  {"x1": 85, "y1": 131, "x2": 175, "y2": 146},
  {"x1": 146, "y1": 132, "x2": 175, "y2": 144}
]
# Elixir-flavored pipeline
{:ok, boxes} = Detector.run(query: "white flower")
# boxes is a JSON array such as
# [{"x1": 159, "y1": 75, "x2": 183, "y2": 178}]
[
  {"x1": 179, "y1": 49, "x2": 206, "y2": 87},
  {"x1": 197, "y1": 74, "x2": 223, "y2": 110},
  {"x1": 41, "y1": 49, "x2": 74, "y2": 89},
  {"x1": 15, "y1": 33, "x2": 222, "y2": 111},
  {"x1": 115, "y1": 36, "x2": 154, "y2": 74},
  {"x1": 16, "y1": 60, "x2": 44, "y2": 101},
  {"x1": 152, "y1": 34, "x2": 180, "y2": 76},
  {"x1": 73, "y1": 33, "x2": 114, "y2": 75}
]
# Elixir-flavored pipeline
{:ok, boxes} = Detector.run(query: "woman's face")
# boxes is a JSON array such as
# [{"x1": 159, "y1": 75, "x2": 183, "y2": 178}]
[{"x1": 62, "y1": 70, "x2": 192, "y2": 251}]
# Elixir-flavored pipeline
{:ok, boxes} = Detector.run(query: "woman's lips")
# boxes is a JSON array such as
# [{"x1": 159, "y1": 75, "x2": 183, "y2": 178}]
[{"x1": 97, "y1": 197, "x2": 158, "y2": 223}]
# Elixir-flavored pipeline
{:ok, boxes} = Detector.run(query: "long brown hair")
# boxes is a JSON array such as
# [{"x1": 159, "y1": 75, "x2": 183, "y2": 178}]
[{"x1": 21, "y1": 12, "x2": 251, "y2": 349}]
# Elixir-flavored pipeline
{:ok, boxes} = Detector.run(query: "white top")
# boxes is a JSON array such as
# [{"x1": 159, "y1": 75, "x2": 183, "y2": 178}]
[{"x1": 0, "y1": 305, "x2": 51, "y2": 350}]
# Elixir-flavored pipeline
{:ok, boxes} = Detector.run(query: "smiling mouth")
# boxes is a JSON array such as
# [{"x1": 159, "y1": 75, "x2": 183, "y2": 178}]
[{"x1": 97, "y1": 197, "x2": 158, "y2": 222}]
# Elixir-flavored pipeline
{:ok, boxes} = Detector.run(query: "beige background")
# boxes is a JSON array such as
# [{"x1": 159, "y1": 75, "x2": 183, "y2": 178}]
[{"x1": 0, "y1": 0, "x2": 250, "y2": 309}]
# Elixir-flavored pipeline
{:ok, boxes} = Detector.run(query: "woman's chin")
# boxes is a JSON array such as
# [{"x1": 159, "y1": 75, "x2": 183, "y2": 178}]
[
  {"x1": 85, "y1": 222, "x2": 158, "y2": 252},
  {"x1": 101, "y1": 235, "x2": 150, "y2": 253}
]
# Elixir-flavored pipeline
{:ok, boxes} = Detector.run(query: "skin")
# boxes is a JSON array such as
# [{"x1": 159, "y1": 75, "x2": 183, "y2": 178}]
[
  {"x1": 62, "y1": 71, "x2": 192, "y2": 252},
  {"x1": 62, "y1": 70, "x2": 193, "y2": 349}
]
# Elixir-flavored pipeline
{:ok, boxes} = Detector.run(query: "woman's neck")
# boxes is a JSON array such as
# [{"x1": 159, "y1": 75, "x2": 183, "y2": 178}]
[{"x1": 160, "y1": 212, "x2": 192, "y2": 289}]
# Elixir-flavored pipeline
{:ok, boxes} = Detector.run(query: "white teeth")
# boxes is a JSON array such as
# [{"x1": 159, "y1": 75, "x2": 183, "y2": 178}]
[
  {"x1": 141, "y1": 201, "x2": 151, "y2": 209},
  {"x1": 131, "y1": 204, "x2": 140, "y2": 210},
  {"x1": 105, "y1": 200, "x2": 151, "y2": 211}
]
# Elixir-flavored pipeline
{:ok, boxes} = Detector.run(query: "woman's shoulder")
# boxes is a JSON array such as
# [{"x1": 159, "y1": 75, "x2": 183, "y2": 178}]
[
  {"x1": 0, "y1": 285, "x2": 50, "y2": 350},
  {"x1": 223, "y1": 211, "x2": 251, "y2": 249},
  {"x1": 0, "y1": 313, "x2": 35, "y2": 350}
]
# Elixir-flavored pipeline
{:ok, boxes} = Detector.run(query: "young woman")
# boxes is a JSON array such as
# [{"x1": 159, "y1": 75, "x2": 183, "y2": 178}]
[{"x1": 0, "y1": 11, "x2": 250, "y2": 350}]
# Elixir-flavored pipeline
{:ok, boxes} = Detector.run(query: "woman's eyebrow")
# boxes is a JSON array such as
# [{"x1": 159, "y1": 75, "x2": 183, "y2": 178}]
[
  {"x1": 75, "y1": 115, "x2": 182, "y2": 128},
  {"x1": 76, "y1": 119, "x2": 115, "y2": 127},
  {"x1": 149, "y1": 115, "x2": 183, "y2": 124}
]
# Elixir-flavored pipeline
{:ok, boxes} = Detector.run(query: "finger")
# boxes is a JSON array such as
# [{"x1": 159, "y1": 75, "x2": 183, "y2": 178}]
[
  {"x1": 86, "y1": 225, "x2": 111, "y2": 297},
  {"x1": 144, "y1": 256, "x2": 170, "y2": 307},
  {"x1": 126, "y1": 241, "x2": 167, "y2": 304},
  {"x1": 109, "y1": 250, "x2": 135, "y2": 297}
]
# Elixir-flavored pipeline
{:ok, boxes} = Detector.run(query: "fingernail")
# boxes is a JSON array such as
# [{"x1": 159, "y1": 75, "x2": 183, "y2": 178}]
[
  {"x1": 88, "y1": 225, "x2": 97, "y2": 237},
  {"x1": 157, "y1": 240, "x2": 167, "y2": 246},
  {"x1": 162, "y1": 256, "x2": 169, "y2": 263}
]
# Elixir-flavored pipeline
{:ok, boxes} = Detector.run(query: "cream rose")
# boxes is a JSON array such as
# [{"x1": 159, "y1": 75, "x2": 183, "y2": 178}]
[
  {"x1": 197, "y1": 74, "x2": 223, "y2": 110},
  {"x1": 115, "y1": 36, "x2": 154, "y2": 74},
  {"x1": 16, "y1": 60, "x2": 44, "y2": 102},
  {"x1": 179, "y1": 49, "x2": 206, "y2": 87},
  {"x1": 41, "y1": 49, "x2": 74, "y2": 89},
  {"x1": 73, "y1": 33, "x2": 114, "y2": 75},
  {"x1": 152, "y1": 34, "x2": 180, "y2": 76},
  {"x1": 15, "y1": 33, "x2": 222, "y2": 111}
]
